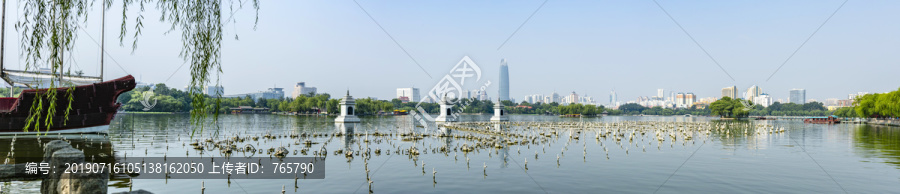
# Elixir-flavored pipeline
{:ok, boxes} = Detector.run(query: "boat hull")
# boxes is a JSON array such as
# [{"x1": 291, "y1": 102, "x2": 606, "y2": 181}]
[
  {"x1": 0, "y1": 125, "x2": 108, "y2": 135},
  {"x1": 0, "y1": 75, "x2": 135, "y2": 133},
  {"x1": 804, "y1": 116, "x2": 841, "y2": 124}
]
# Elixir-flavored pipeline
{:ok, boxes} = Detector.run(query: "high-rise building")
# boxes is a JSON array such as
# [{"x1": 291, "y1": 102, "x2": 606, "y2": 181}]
[
  {"x1": 674, "y1": 92, "x2": 696, "y2": 108},
  {"x1": 746, "y1": 85, "x2": 762, "y2": 102},
  {"x1": 721, "y1": 86, "x2": 738, "y2": 99},
  {"x1": 675, "y1": 93, "x2": 685, "y2": 108},
  {"x1": 524, "y1": 94, "x2": 544, "y2": 104},
  {"x1": 848, "y1": 92, "x2": 869, "y2": 100},
  {"x1": 754, "y1": 93, "x2": 773, "y2": 107},
  {"x1": 499, "y1": 59, "x2": 510, "y2": 101},
  {"x1": 563, "y1": 91, "x2": 579, "y2": 105},
  {"x1": 291, "y1": 82, "x2": 317, "y2": 98},
  {"x1": 657, "y1": 89, "x2": 665, "y2": 99},
  {"x1": 685, "y1": 93, "x2": 696, "y2": 107},
  {"x1": 206, "y1": 86, "x2": 224, "y2": 97},
  {"x1": 396, "y1": 88, "x2": 420, "y2": 102},
  {"x1": 551, "y1": 92, "x2": 560, "y2": 103},
  {"x1": 789, "y1": 89, "x2": 806, "y2": 104},
  {"x1": 224, "y1": 87, "x2": 283, "y2": 102},
  {"x1": 609, "y1": 90, "x2": 617, "y2": 106}
]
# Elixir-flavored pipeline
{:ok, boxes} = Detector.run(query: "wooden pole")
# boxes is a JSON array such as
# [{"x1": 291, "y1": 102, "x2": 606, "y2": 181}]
[
  {"x1": 1, "y1": 0, "x2": 6, "y2": 79},
  {"x1": 101, "y1": 2, "x2": 105, "y2": 81}
]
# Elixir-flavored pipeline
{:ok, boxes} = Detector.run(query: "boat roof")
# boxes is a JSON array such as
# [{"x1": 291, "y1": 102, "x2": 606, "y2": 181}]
[{"x1": 807, "y1": 115, "x2": 840, "y2": 118}]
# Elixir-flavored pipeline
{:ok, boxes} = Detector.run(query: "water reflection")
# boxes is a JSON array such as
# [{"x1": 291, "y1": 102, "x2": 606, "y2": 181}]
[
  {"x1": 4, "y1": 115, "x2": 900, "y2": 193},
  {"x1": 1, "y1": 133, "x2": 115, "y2": 164},
  {"x1": 852, "y1": 125, "x2": 900, "y2": 168}
]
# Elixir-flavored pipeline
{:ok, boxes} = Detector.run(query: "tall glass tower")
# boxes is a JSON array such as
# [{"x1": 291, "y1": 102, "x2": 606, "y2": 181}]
[{"x1": 499, "y1": 59, "x2": 510, "y2": 101}]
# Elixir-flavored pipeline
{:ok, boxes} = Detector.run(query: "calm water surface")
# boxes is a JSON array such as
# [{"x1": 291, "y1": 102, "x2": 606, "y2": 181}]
[{"x1": 2, "y1": 114, "x2": 900, "y2": 193}]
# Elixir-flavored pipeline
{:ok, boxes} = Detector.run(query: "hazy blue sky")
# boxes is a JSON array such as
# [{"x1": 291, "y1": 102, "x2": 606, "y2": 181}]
[{"x1": 3, "y1": 0, "x2": 899, "y2": 103}]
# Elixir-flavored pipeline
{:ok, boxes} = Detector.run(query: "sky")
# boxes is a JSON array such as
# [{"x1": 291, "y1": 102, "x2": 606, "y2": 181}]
[{"x1": 2, "y1": 0, "x2": 899, "y2": 103}]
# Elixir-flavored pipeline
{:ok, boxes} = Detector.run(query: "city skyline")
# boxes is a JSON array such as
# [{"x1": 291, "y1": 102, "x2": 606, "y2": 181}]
[{"x1": 5, "y1": 1, "x2": 898, "y2": 103}]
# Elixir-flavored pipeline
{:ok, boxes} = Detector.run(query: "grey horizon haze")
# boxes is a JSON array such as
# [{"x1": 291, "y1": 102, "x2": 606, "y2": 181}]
[{"x1": 2, "y1": 0, "x2": 898, "y2": 103}]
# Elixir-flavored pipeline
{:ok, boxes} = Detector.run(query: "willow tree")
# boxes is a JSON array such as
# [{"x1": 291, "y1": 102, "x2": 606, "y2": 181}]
[{"x1": 18, "y1": 0, "x2": 258, "y2": 135}]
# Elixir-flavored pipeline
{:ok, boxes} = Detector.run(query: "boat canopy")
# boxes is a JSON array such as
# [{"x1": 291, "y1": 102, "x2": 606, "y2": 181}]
[{"x1": 2, "y1": 69, "x2": 101, "y2": 87}]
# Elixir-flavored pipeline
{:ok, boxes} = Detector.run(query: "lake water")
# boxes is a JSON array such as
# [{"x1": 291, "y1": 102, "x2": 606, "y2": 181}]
[{"x1": 2, "y1": 114, "x2": 900, "y2": 193}]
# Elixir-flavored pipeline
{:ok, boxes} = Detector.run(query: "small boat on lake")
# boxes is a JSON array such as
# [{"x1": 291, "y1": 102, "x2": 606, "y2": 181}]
[{"x1": 804, "y1": 116, "x2": 841, "y2": 124}]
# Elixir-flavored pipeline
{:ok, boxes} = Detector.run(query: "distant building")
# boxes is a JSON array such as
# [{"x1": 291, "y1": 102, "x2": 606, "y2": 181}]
[
  {"x1": 698, "y1": 97, "x2": 718, "y2": 104},
  {"x1": 524, "y1": 94, "x2": 544, "y2": 104},
  {"x1": 609, "y1": 90, "x2": 618, "y2": 107},
  {"x1": 206, "y1": 86, "x2": 224, "y2": 97},
  {"x1": 745, "y1": 85, "x2": 762, "y2": 103},
  {"x1": 685, "y1": 93, "x2": 696, "y2": 107},
  {"x1": 396, "y1": 87, "x2": 420, "y2": 102},
  {"x1": 225, "y1": 87, "x2": 284, "y2": 102},
  {"x1": 135, "y1": 82, "x2": 153, "y2": 89},
  {"x1": 562, "y1": 91, "x2": 579, "y2": 105},
  {"x1": 848, "y1": 92, "x2": 869, "y2": 100},
  {"x1": 291, "y1": 82, "x2": 317, "y2": 98},
  {"x1": 550, "y1": 92, "x2": 560, "y2": 103},
  {"x1": 499, "y1": 59, "x2": 510, "y2": 101},
  {"x1": 824, "y1": 98, "x2": 840, "y2": 106},
  {"x1": 754, "y1": 94, "x2": 773, "y2": 107},
  {"x1": 789, "y1": 89, "x2": 806, "y2": 104},
  {"x1": 721, "y1": 86, "x2": 738, "y2": 99},
  {"x1": 657, "y1": 89, "x2": 665, "y2": 99},
  {"x1": 255, "y1": 88, "x2": 284, "y2": 101},
  {"x1": 674, "y1": 92, "x2": 697, "y2": 108},
  {"x1": 468, "y1": 89, "x2": 489, "y2": 101}
]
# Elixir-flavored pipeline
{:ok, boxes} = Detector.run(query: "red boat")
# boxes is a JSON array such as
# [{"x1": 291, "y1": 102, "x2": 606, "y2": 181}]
[
  {"x1": 0, "y1": 5, "x2": 137, "y2": 134},
  {"x1": 804, "y1": 116, "x2": 841, "y2": 124},
  {"x1": 0, "y1": 75, "x2": 136, "y2": 133}
]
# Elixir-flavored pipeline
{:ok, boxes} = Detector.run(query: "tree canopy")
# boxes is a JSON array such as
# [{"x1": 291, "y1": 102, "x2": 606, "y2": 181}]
[{"x1": 854, "y1": 88, "x2": 900, "y2": 118}]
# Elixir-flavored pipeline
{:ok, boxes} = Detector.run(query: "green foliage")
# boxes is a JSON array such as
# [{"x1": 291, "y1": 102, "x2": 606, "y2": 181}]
[
  {"x1": 118, "y1": 85, "x2": 192, "y2": 112},
  {"x1": 0, "y1": 87, "x2": 23, "y2": 97},
  {"x1": 116, "y1": 84, "x2": 394, "y2": 116},
  {"x1": 618, "y1": 103, "x2": 646, "y2": 115},
  {"x1": 557, "y1": 103, "x2": 603, "y2": 115},
  {"x1": 16, "y1": 0, "x2": 259, "y2": 134},
  {"x1": 833, "y1": 107, "x2": 858, "y2": 118},
  {"x1": 710, "y1": 97, "x2": 746, "y2": 118},
  {"x1": 854, "y1": 88, "x2": 900, "y2": 118}
]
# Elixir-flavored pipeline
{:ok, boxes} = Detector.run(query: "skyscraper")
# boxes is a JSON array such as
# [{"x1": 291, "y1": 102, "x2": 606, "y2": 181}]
[
  {"x1": 790, "y1": 89, "x2": 806, "y2": 104},
  {"x1": 675, "y1": 93, "x2": 685, "y2": 108},
  {"x1": 551, "y1": 92, "x2": 560, "y2": 103},
  {"x1": 721, "y1": 86, "x2": 738, "y2": 99},
  {"x1": 396, "y1": 88, "x2": 420, "y2": 102},
  {"x1": 685, "y1": 93, "x2": 696, "y2": 107},
  {"x1": 609, "y1": 90, "x2": 617, "y2": 106},
  {"x1": 499, "y1": 59, "x2": 510, "y2": 101},
  {"x1": 746, "y1": 85, "x2": 762, "y2": 102},
  {"x1": 657, "y1": 89, "x2": 664, "y2": 98}
]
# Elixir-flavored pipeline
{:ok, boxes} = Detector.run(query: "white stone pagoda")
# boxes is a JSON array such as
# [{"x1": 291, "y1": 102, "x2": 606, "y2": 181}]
[
  {"x1": 434, "y1": 94, "x2": 455, "y2": 122},
  {"x1": 335, "y1": 90, "x2": 360, "y2": 123},
  {"x1": 490, "y1": 98, "x2": 508, "y2": 122}
]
